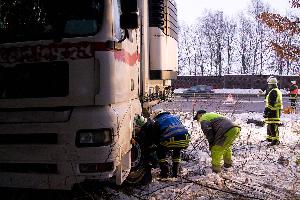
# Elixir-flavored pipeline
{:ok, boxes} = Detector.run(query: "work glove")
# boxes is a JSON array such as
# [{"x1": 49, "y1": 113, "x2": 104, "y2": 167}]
[{"x1": 263, "y1": 107, "x2": 271, "y2": 118}]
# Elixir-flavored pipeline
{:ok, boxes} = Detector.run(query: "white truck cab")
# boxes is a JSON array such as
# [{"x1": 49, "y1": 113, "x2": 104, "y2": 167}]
[{"x1": 0, "y1": 0, "x2": 178, "y2": 190}]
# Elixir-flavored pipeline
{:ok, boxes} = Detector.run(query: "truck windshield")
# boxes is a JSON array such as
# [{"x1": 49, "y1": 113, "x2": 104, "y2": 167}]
[{"x1": 0, "y1": 0, "x2": 104, "y2": 43}]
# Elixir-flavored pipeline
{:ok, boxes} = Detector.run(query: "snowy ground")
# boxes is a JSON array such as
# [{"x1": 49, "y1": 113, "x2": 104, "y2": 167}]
[{"x1": 99, "y1": 111, "x2": 300, "y2": 200}]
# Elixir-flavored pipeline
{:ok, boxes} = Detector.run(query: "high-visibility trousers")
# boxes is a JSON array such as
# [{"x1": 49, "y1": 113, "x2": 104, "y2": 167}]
[{"x1": 210, "y1": 127, "x2": 240, "y2": 171}]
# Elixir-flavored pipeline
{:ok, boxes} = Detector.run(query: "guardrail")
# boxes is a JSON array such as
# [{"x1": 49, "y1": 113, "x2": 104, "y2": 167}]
[{"x1": 173, "y1": 92, "x2": 291, "y2": 99}]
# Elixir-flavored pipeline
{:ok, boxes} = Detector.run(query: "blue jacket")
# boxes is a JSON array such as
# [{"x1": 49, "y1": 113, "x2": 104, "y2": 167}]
[{"x1": 154, "y1": 112, "x2": 189, "y2": 142}]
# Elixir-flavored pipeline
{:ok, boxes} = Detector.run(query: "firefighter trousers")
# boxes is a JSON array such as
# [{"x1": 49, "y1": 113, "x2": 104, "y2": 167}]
[
  {"x1": 290, "y1": 99, "x2": 297, "y2": 110},
  {"x1": 210, "y1": 127, "x2": 240, "y2": 172},
  {"x1": 267, "y1": 123, "x2": 279, "y2": 143},
  {"x1": 157, "y1": 134, "x2": 189, "y2": 177}
]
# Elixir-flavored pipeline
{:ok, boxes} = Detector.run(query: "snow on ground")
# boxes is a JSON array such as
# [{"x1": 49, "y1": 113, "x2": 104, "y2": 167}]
[
  {"x1": 174, "y1": 88, "x2": 290, "y2": 95},
  {"x1": 102, "y1": 111, "x2": 300, "y2": 200}
]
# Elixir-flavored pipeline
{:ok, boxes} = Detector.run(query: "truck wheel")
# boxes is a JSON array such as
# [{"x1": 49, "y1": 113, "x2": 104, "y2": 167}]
[{"x1": 125, "y1": 131, "x2": 152, "y2": 185}]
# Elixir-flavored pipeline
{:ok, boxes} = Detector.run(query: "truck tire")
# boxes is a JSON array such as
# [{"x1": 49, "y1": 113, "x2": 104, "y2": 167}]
[{"x1": 125, "y1": 130, "x2": 152, "y2": 185}]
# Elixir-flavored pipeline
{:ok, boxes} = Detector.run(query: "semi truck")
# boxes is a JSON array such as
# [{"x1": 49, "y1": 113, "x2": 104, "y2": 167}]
[{"x1": 0, "y1": 0, "x2": 178, "y2": 190}]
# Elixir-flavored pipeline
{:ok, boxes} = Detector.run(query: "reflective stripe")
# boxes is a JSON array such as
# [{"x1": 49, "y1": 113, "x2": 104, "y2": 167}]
[
  {"x1": 267, "y1": 135, "x2": 279, "y2": 140},
  {"x1": 289, "y1": 96, "x2": 297, "y2": 99},
  {"x1": 160, "y1": 140, "x2": 189, "y2": 145},
  {"x1": 265, "y1": 117, "x2": 280, "y2": 124},
  {"x1": 163, "y1": 128, "x2": 188, "y2": 138},
  {"x1": 159, "y1": 159, "x2": 167, "y2": 163},
  {"x1": 160, "y1": 133, "x2": 190, "y2": 148},
  {"x1": 265, "y1": 121, "x2": 280, "y2": 124},
  {"x1": 172, "y1": 158, "x2": 181, "y2": 163},
  {"x1": 265, "y1": 118, "x2": 280, "y2": 121},
  {"x1": 185, "y1": 134, "x2": 190, "y2": 140},
  {"x1": 160, "y1": 140, "x2": 189, "y2": 148}
]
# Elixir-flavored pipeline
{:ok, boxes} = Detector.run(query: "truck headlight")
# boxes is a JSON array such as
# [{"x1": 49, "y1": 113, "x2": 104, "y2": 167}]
[{"x1": 76, "y1": 129, "x2": 113, "y2": 147}]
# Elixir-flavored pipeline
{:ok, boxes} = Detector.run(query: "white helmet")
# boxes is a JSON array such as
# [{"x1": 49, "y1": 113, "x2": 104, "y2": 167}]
[
  {"x1": 267, "y1": 77, "x2": 278, "y2": 85},
  {"x1": 134, "y1": 115, "x2": 147, "y2": 127},
  {"x1": 267, "y1": 76, "x2": 274, "y2": 82},
  {"x1": 291, "y1": 80, "x2": 296, "y2": 84}
]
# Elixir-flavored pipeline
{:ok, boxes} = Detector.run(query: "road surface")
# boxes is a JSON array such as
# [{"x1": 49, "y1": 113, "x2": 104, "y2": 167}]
[{"x1": 157, "y1": 95, "x2": 292, "y2": 114}]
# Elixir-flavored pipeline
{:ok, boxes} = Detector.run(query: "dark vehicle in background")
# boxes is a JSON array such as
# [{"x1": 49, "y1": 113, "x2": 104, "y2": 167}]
[{"x1": 183, "y1": 85, "x2": 214, "y2": 94}]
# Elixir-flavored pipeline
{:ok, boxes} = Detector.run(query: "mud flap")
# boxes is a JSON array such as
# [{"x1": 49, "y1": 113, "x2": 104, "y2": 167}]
[{"x1": 115, "y1": 150, "x2": 131, "y2": 185}]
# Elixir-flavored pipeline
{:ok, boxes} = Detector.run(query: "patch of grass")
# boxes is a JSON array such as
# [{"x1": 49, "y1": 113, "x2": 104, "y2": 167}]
[{"x1": 296, "y1": 158, "x2": 300, "y2": 165}]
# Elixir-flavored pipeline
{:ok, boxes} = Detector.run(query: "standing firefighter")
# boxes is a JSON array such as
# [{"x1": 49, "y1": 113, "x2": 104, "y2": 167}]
[
  {"x1": 194, "y1": 110, "x2": 241, "y2": 173},
  {"x1": 147, "y1": 109, "x2": 190, "y2": 178},
  {"x1": 289, "y1": 80, "x2": 298, "y2": 112},
  {"x1": 263, "y1": 76, "x2": 283, "y2": 145}
]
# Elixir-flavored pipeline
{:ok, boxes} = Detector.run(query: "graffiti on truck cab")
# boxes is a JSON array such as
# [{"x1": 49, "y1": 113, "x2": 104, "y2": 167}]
[
  {"x1": 114, "y1": 50, "x2": 140, "y2": 67},
  {"x1": 0, "y1": 41, "x2": 141, "y2": 66},
  {"x1": 0, "y1": 42, "x2": 95, "y2": 63}
]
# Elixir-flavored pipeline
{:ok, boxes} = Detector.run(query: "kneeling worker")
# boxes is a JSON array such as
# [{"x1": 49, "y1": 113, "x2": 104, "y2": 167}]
[
  {"x1": 148, "y1": 109, "x2": 190, "y2": 178},
  {"x1": 194, "y1": 110, "x2": 240, "y2": 173}
]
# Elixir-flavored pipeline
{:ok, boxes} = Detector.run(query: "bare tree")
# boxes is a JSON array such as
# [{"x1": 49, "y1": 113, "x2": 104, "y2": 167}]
[
  {"x1": 192, "y1": 22, "x2": 206, "y2": 76},
  {"x1": 177, "y1": 0, "x2": 300, "y2": 76},
  {"x1": 223, "y1": 18, "x2": 237, "y2": 74},
  {"x1": 178, "y1": 22, "x2": 195, "y2": 75},
  {"x1": 201, "y1": 11, "x2": 227, "y2": 76},
  {"x1": 257, "y1": 1, "x2": 300, "y2": 73},
  {"x1": 237, "y1": 13, "x2": 253, "y2": 74}
]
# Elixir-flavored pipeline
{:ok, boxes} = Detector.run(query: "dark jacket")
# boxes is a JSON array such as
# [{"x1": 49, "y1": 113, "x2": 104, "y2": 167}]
[
  {"x1": 289, "y1": 84, "x2": 298, "y2": 99},
  {"x1": 198, "y1": 112, "x2": 240, "y2": 146}
]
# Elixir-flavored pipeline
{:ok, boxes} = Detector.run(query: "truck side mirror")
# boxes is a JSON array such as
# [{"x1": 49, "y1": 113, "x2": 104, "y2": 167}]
[
  {"x1": 120, "y1": 13, "x2": 139, "y2": 29},
  {"x1": 121, "y1": 0, "x2": 138, "y2": 13},
  {"x1": 120, "y1": 0, "x2": 139, "y2": 29}
]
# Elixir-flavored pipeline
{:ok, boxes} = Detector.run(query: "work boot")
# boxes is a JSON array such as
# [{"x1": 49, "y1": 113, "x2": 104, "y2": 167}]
[
  {"x1": 172, "y1": 162, "x2": 180, "y2": 178},
  {"x1": 159, "y1": 162, "x2": 169, "y2": 178},
  {"x1": 212, "y1": 165, "x2": 221, "y2": 173},
  {"x1": 141, "y1": 166, "x2": 152, "y2": 185},
  {"x1": 224, "y1": 163, "x2": 232, "y2": 168},
  {"x1": 270, "y1": 140, "x2": 280, "y2": 146}
]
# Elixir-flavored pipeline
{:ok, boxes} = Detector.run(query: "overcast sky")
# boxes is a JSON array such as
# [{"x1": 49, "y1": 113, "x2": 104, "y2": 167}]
[{"x1": 176, "y1": 0, "x2": 299, "y2": 24}]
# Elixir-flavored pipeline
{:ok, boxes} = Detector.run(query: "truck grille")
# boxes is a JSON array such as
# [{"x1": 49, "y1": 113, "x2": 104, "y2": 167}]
[
  {"x1": 0, "y1": 163, "x2": 58, "y2": 174},
  {"x1": 0, "y1": 61, "x2": 69, "y2": 99},
  {"x1": 0, "y1": 133, "x2": 57, "y2": 145}
]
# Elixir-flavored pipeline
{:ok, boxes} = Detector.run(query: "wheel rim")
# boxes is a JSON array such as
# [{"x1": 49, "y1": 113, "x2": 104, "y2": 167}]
[
  {"x1": 131, "y1": 142, "x2": 142, "y2": 168},
  {"x1": 126, "y1": 140, "x2": 146, "y2": 183}
]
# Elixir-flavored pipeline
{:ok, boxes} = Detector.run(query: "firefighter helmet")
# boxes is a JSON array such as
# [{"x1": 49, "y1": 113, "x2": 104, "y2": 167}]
[
  {"x1": 267, "y1": 77, "x2": 278, "y2": 85},
  {"x1": 267, "y1": 76, "x2": 274, "y2": 82}
]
